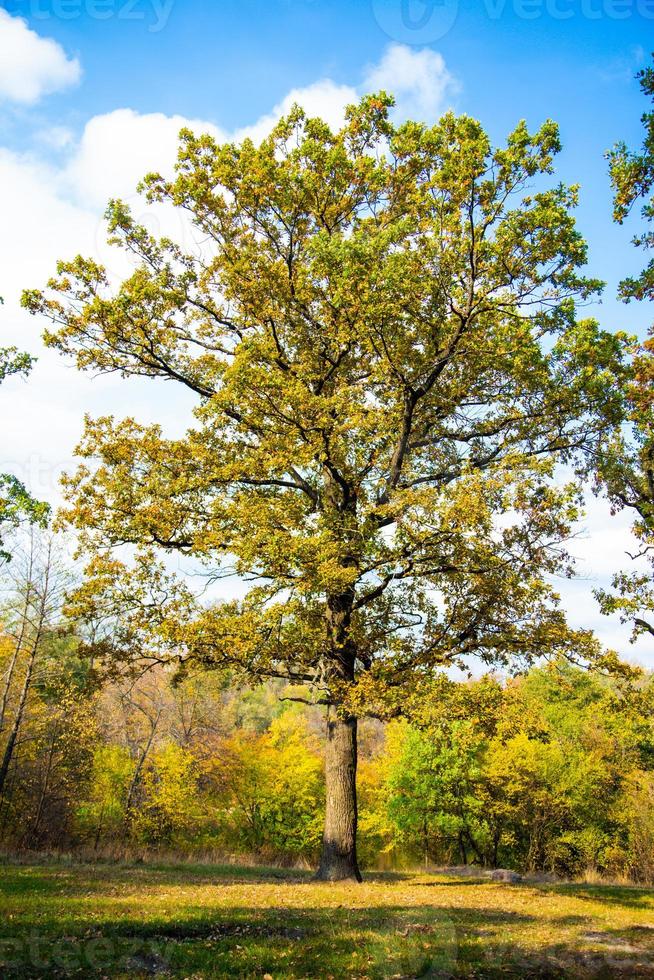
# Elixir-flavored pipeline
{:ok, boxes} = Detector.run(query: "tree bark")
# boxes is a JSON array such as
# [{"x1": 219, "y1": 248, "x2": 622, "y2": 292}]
[
  {"x1": 124, "y1": 710, "x2": 160, "y2": 821},
  {"x1": 0, "y1": 550, "x2": 35, "y2": 737},
  {"x1": 0, "y1": 638, "x2": 38, "y2": 798},
  {"x1": 0, "y1": 536, "x2": 53, "y2": 805},
  {"x1": 22, "y1": 724, "x2": 57, "y2": 848},
  {"x1": 316, "y1": 711, "x2": 362, "y2": 882}
]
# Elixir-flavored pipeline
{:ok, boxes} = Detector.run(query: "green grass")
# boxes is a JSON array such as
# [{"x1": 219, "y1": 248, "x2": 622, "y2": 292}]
[{"x1": 1, "y1": 862, "x2": 654, "y2": 978}]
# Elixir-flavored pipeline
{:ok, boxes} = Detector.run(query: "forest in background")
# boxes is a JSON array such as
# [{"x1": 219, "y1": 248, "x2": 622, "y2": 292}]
[{"x1": 1, "y1": 531, "x2": 653, "y2": 884}]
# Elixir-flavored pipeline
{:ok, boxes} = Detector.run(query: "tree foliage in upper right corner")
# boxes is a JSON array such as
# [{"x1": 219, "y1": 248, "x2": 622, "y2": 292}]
[
  {"x1": 597, "y1": 58, "x2": 654, "y2": 639},
  {"x1": 609, "y1": 58, "x2": 654, "y2": 303}
]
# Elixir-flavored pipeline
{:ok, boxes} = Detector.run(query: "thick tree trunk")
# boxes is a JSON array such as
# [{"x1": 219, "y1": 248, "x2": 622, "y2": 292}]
[{"x1": 316, "y1": 712, "x2": 362, "y2": 882}]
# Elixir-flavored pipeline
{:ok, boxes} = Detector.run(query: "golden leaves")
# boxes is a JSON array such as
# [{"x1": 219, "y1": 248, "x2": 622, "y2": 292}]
[{"x1": 23, "y1": 96, "x2": 630, "y2": 704}]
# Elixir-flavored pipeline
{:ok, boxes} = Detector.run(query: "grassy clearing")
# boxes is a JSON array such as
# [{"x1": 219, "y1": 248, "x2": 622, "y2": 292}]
[{"x1": 0, "y1": 862, "x2": 653, "y2": 978}]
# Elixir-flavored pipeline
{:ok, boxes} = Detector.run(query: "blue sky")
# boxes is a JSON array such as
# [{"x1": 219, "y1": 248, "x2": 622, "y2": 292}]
[
  {"x1": 0, "y1": 0, "x2": 650, "y2": 327},
  {"x1": 0, "y1": 0, "x2": 652, "y2": 662}
]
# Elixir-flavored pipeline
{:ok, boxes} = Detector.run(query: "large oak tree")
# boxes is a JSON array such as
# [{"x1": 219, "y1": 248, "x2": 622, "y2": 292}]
[{"x1": 25, "y1": 97, "x2": 625, "y2": 880}]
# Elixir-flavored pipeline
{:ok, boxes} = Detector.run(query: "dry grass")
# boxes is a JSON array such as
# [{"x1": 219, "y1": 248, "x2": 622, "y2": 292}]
[{"x1": 1, "y1": 861, "x2": 654, "y2": 977}]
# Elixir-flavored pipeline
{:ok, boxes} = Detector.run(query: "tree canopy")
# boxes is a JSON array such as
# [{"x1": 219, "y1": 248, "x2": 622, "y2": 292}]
[{"x1": 25, "y1": 95, "x2": 627, "y2": 879}]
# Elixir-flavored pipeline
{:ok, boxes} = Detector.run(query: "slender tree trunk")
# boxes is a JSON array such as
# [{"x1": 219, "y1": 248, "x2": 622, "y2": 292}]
[
  {"x1": 492, "y1": 829, "x2": 500, "y2": 868},
  {"x1": 22, "y1": 726, "x2": 57, "y2": 848},
  {"x1": 464, "y1": 827, "x2": 484, "y2": 866},
  {"x1": 124, "y1": 712, "x2": 159, "y2": 821},
  {"x1": 316, "y1": 711, "x2": 362, "y2": 882},
  {"x1": 94, "y1": 805, "x2": 106, "y2": 851},
  {"x1": 0, "y1": 537, "x2": 52, "y2": 799},
  {"x1": 0, "y1": 640, "x2": 38, "y2": 797},
  {"x1": 0, "y1": 641, "x2": 22, "y2": 739},
  {"x1": 0, "y1": 553, "x2": 35, "y2": 736}
]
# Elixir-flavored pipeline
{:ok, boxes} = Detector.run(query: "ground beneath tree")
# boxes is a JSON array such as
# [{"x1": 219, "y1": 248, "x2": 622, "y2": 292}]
[{"x1": 1, "y1": 861, "x2": 653, "y2": 977}]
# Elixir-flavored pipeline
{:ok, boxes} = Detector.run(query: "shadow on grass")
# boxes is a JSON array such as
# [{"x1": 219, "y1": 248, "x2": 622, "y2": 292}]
[
  {"x1": 0, "y1": 870, "x2": 77, "y2": 899},
  {"x1": 419, "y1": 877, "x2": 490, "y2": 887},
  {"x1": 2, "y1": 904, "x2": 652, "y2": 979},
  {"x1": 0, "y1": 862, "x2": 312, "y2": 900},
  {"x1": 542, "y1": 883, "x2": 654, "y2": 912},
  {"x1": 2, "y1": 867, "x2": 654, "y2": 978},
  {"x1": 0, "y1": 902, "x2": 532, "y2": 979}
]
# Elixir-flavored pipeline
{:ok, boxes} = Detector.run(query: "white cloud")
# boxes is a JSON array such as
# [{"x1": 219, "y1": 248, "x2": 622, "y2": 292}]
[
  {"x1": 62, "y1": 91, "x2": 354, "y2": 211},
  {"x1": 64, "y1": 108, "x2": 224, "y2": 209},
  {"x1": 0, "y1": 9, "x2": 81, "y2": 104},
  {"x1": 0, "y1": 148, "x2": 99, "y2": 493},
  {"x1": 234, "y1": 45, "x2": 457, "y2": 144},
  {"x1": 234, "y1": 79, "x2": 358, "y2": 145},
  {"x1": 58, "y1": 44, "x2": 458, "y2": 212},
  {"x1": 363, "y1": 44, "x2": 458, "y2": 123},
  {"x1": 0, "y1": 149, "x2": 95, "y2": 292},
  {"x1": 0, "y1": 148, "x2": 196, "y2": 498}
]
